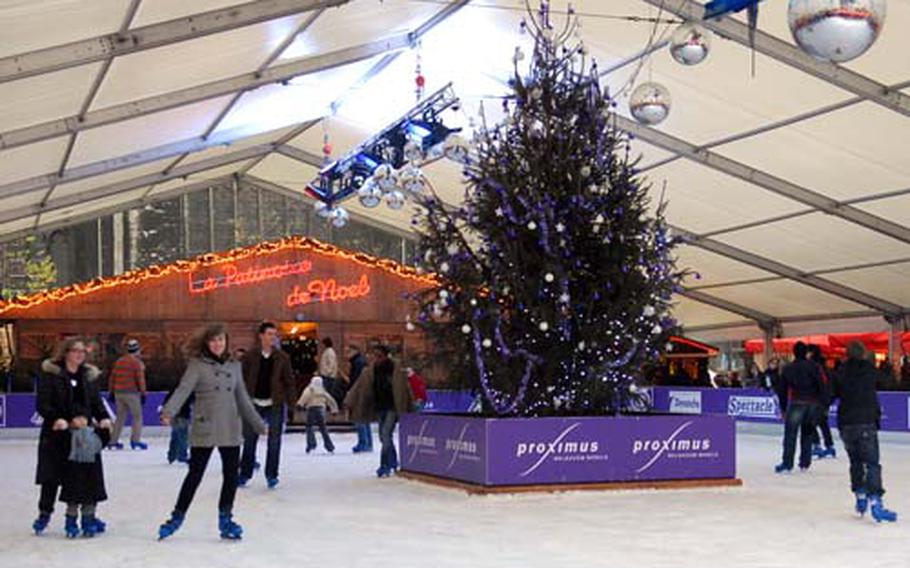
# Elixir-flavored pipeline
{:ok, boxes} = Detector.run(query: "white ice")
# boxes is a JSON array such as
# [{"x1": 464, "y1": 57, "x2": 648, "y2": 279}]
[{"x1": 1, "y1": 426, "x2": 906, "y2": 568}]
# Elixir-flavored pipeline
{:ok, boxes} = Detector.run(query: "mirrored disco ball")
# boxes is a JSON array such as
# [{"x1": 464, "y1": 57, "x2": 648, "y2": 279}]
[
  {"x1": 385, "y1": 190, "x2": 406, "y2": 210},
  {"x1": 629, "y1": 82, "x2": 671, "y2": 126},
  {"x1": 442, "y1": 134, "x2": 473, "y2": 165},
  {"x1": 398, "y1": 164, "x2": 426, "y2": 195},
  {"x1": 314, "y1": 201, "x2": 334, "y2": 219},
  {"x1": 357, "y1": 181, "x2": 383, "y2": 208},
  {"x1": 403, "y1": 140, "x2": 425, "y2": 163},
  {"x1": 669, "y1": 22, "x2": 711, "y2": 65},
  {"x1": 788, "y1": 0, "x2": 886, "y2": 63},
  {"x1": 331, "y1": 207, "x2": 349, "y2": 228}
]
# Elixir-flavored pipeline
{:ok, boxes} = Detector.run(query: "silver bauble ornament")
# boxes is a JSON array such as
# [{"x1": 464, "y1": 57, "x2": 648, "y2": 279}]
[
  {"x1": 669, "y1": 22, "x2": 711, "y2": 65},
  {"x1": 331, "y1": 207, "x2": 349, "y2": 228},
  {"x1": 629, "y1": 82, "x2": 671, "y2": 126},
  {"x1": 788, "y1": 0, "x2": 886, "y2": 63},
  {"x1": 385, "y1": 190, "x2": 406, "y2": 210}
]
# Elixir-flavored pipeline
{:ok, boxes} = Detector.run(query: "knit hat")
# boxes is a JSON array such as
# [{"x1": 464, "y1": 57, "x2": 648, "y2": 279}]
[{"x1": 126, "y1": 339, "x2": 140, "y2": 354}]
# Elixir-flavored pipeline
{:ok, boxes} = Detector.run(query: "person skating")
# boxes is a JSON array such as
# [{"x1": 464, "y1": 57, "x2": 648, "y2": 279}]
[
  {"x1": 345, "y1": 346, "x2": 414, "y2": 477},
  {"x1": 775, "y1": 341, "x2": 825, "y2": 473},
  {"x1": 108, "y1": 339, "x2": 148, "y2": 450},
  {"x1": 807, "y1": 344, "x2": 836, "y2": 459},
  {"x1": 33, "y1": 337, "x2": 112, "y2": 537},
  {"x1": 158, "y1": 323, "x2": 267, "y2": 541},
  {"x1": 344, "y1": 344, "x2": 372, "y2": 452},
  {"x1": 297, "y1": 376, "x2": 338, "y2": 453},
  {"x1": 831, "y1": 341, "x2": 897, "y2": 522},
  {"x1": 239, "y1": 322, "x2": 295, "y2": 489}
]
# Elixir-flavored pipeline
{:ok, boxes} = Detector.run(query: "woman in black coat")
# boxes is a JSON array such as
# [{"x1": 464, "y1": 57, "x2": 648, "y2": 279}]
[{"x1": 34, "y1": 337, "x2": 112, "y2": 537}]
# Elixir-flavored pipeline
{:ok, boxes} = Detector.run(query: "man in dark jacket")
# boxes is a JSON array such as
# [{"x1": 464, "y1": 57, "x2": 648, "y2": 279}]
[
  {"x1": 775, "y1": 342, "x2": 824, "y2": 473},
  {"x1": 345, "y1": 344, "x2": 372, "y2": 452},
  {"x1": 832, "y1": 341, "x2": 897, "y2": 522},
  {"x1": 239, "y1": 322, "x2": 295, "y2": 489}
]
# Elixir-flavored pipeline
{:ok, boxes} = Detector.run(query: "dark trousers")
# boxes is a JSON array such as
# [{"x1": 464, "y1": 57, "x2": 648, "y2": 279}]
[
  {"x1": 240, "y1": 404, "x2": 284, "y2": 480},
  {"x1": 811, "y1": 407, "x2": 835, "y2": 448},
  {"x1": 378, "y1": 410, "x2": 399, "y2": 471},
  {"x1": 38, "y1": 483, "x2": 59, "y2": 514},
  {"x1": 354, "y1": 422, "x2": 373, "y2": 451},
  {"x1": 168, "y1": 417, "x2": 189, "y2": 463},
  {"x1": 840, "y1": 423, "x2": 884, "y2": 496},
  {"x1": 781, "y1": 403, "x2": 818, "y2": 469},
  {"x1": 175, "y1": 446, "x2": 240, "y2": 515},
  {"x1": 305, "y1": 407, "x2": 334, "y2": 452}
]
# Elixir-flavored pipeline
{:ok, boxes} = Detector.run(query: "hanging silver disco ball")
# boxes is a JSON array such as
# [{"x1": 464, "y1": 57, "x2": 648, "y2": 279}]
[
  {"x1": 331, "y1": 207, "x2": 350, "y2": 228},
  {"x1": 385, "y1": 190, "x2": 406, "y2": 210},
  {"x1": 357, "y1": 180, "x2": 383, "y2": 208},
  {"x1": 669, "y1": 22, "x2": 711, "y2": 65},
  {"x1": 314, "y1": 201, "x2": 334, "y2": 219},
  {"x1": 788, "y1": 0, "x2": 886, "y2": 63},
  {"x1": 629, "y1": 82, "x2": 671, "y2": 126}
]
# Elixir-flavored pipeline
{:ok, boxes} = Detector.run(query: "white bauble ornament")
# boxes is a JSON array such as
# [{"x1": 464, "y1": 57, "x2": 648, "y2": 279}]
[
  {"x1": 403, "y1": 140, "x2": 424, "y2": 163},
  {"x1": 669, "y1": 22, "x2": 711, "y2": 65},
  {"x1": 539, "y1": 322, "x2": 549, "y2": 332},
  {"x1": 440, "y1": 262, "x2": 450, "y2": 273},
  {"x1": 482, "y1": 338, "x2": 492, "y2": 349},
  {"x1": 527, "y1": 221, "x2": 538, "y2": 230},
  {"x1": 461, "y1": 324, "x2": 471, "y2": 334},
  {"x1": 331, "y1": 207, "x2": 349, "y2": 228},
  {"x1": 544, "y1": 273, "x2": 555, "y2": 283},
  {"x1": 385, "y1": 190, "x2": 406, "y2": 210},
  {"x1": 357, "y1": 181, "x2": 383, "y2": 208},
  {"x1": 314, "y1": 201, "x2": 334, "y2": 219},
  {"x1": 439, "y1": 290, "x2": 449, "y2": 299},
  {"x1": 651, "y1": 324, "x2": 663, "y2": 335},
  {"x1": 406, "y1": 322, "x2": 415, "y2": 331},
  {"x1": 788, "y1": 0, "x2": 886, "y2": 63},
  {"x1": 643, "y1": 305, "x2": 656, "y2": 317},
  {"x1": 446, "y1": 242, "x2": 460, "y2": 255},
  {"x1": 629, "y1": 82, "x2": 671, "y2": 126}
]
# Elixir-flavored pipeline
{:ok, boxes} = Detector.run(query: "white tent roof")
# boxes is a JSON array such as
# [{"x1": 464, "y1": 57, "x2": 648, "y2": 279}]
[{"x1": 0, "y1": 0, "x2": 908, "y2": 340}]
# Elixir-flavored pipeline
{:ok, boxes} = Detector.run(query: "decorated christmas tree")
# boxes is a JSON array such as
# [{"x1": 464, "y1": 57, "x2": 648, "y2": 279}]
[{"x1": 413, "y1": 3, "x2": 683, "y2": 417}]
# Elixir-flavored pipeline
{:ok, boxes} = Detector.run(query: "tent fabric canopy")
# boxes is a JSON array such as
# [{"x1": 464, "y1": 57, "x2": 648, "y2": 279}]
[{"x1": 0, "y1": 0, "x2": 908, "y2": 340}]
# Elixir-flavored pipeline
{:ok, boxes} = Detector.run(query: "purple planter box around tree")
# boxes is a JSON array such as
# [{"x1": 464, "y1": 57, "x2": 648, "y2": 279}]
[{"x1": 399, "y1": 413, "x2": 736, "y2": 487}]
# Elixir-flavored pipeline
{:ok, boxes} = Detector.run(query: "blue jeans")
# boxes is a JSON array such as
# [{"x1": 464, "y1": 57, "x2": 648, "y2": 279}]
[
  {"x1": 354, "y1": 422, "x2": 373, "y2": 451},
  {"x1": 168, "y1": 417, "x2": 189, "y2": 463},
  {"x1": 840, "y1": 423, "x2": 884, "y2": 496},
  {"x1": 378, "y1": 410, "x2": 399, "y2": 471},
  {"x1": 305, "y1": 407, "x2": 334, "y2": 452},
  {"x1": 240, "y1": 405, "x2": 284, "y2": 480},
  {"x1": 781, "y1": 403, "x2": 818, "y2": 469}
]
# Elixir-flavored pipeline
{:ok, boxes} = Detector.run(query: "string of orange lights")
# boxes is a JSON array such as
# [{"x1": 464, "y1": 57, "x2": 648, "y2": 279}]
[{"x1": 0, "y1": 236, "x2": 439, "y2": 315}]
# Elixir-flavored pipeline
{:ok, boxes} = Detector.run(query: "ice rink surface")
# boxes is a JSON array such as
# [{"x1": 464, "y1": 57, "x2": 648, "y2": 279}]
[{"x1": 1, "y1": 427, "x2": 906, "y2": 568}]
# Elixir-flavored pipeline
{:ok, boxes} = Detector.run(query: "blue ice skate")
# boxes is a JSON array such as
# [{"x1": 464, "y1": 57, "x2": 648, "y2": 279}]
[
  {"x1": 219, "y1": 512, "x2": 243, "y2": 540},
  {"x1": 870, "y1": 496, "x2": 897, "y2": 523},
  {"x1": 158, "y1": 511, "x2": 185, "y2": 540}
]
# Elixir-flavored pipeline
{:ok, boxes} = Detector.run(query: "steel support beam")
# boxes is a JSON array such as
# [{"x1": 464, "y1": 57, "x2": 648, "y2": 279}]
[
  {"x1": 0, "y1": 176, "x2": 230, "y2": 245},
  {"x1": 0, "y1": 0, "x2": 348, "y2": 84},
  {"x1": 672, "y1": 225, "x2": 905, "y2": 315},
  {"x1": 275, "y1": 144, "x2": 323, "y2": 167},
  {"x1": 0, "y1": 143, "x2": 274, "y2": 225},
  {"x1": 0, "y1": 34, "x2": 411, "y2": 152},
  {"x1": 641, "y1": 0, "x2": 910, "y2": 119},
  {"x1": 678, "y1": 289, "x2": 776, "y2": 326},
  {"x1": 617, "y1": 114, "x2": 910, "y2": 245}
]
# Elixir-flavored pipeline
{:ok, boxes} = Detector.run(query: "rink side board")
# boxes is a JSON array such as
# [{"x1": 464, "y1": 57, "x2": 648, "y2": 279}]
[{"x1": 399, "y1": 413, "x2": 736, "y2": 487}]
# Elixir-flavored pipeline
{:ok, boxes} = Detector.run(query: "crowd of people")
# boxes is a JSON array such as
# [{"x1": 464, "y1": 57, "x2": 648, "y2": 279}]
[{"x1": 31, "y1": 321, "x2": 428, "y2": 541}]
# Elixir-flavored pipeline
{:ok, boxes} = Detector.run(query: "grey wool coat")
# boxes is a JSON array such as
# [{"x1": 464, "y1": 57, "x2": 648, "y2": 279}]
[{"x1": 163, "y1": 356, "x2": 266, "y2": 447}]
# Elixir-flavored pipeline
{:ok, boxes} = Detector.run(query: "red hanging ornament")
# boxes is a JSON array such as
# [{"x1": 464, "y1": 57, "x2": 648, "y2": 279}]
[{"x1": 415, "y1": 74, "x2": 426, "y2": 88}]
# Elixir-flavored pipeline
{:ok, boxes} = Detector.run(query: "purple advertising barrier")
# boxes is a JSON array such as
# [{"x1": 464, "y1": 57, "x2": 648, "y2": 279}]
[
  {"x1": 424, "y1": 389, "x2": 475, "y2": 414},
  {"x1": 400, "y1": 413, "x2": 487, "y2": 484},
  {"x1": 400, "y1": 413, "x2": 736, "y2": 486},
  {"x1": 652, "y1": 387, "x2": 910, "y2": 432},
  {"x1": 0, "y1": 392, "x2": 167, "y2": 428}
]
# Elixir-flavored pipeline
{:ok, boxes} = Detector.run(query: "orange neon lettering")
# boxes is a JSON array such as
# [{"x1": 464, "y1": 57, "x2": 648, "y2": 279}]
[
  {"x1": 286, "y1": 274, "x2": 371, "y2": 307},
  {"x1": 189, "y1": 259, "x2": 314, "y2": 295}
]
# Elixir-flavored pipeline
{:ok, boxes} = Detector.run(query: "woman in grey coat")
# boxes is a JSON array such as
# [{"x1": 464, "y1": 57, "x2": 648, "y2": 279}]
[{"x1": 157, "y1": 323, "x2": 266, "y2": 541}]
